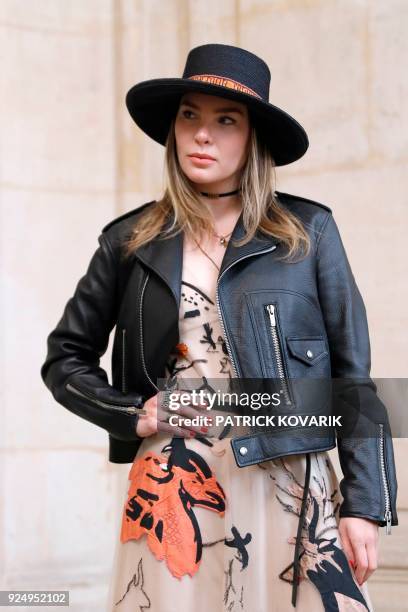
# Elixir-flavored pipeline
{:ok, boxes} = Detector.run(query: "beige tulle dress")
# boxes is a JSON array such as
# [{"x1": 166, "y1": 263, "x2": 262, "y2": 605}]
[{"x1": 106, "y1": 238, "x2": 374, "y2": 612}]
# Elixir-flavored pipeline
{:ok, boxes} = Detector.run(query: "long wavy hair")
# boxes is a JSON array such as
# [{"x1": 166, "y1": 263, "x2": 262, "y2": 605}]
[{"x1": 122, "y1": 112, "x2": 311, "y2": 263}]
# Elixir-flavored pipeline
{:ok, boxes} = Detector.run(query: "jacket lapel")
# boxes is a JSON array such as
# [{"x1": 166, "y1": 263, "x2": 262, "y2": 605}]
[
  {"x1": 132, "y1": 213, "x2": 183, "y2": 309},
  {"x1": 218, "y1": 209, "x2": 281, "y2": 276},
  {"x1": 133, "y1": 208, "x2": 280, "y2": 308}
]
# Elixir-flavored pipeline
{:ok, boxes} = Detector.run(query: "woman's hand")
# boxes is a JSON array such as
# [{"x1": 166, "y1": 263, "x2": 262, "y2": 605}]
[
  {"x1": 136, "y1": 390, "x2": 211, "y2": 438},
  {"x1": 338, "y1": 517, "x2": 379, "y2": 585}
]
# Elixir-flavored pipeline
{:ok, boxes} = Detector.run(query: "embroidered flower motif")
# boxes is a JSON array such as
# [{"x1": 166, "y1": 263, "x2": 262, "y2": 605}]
[
  {"x1": 175, "y1": 342, "x2": 189, "y2": 358},
  {"x1": 286, "y1": 531, "x2": 341, "y2": 580},
  {"x1": 120, "y1": 439, "x2": 226, "y2": 579},
  {"x1": 270, "y1": 456, "x2": 370, "y2": 611}
]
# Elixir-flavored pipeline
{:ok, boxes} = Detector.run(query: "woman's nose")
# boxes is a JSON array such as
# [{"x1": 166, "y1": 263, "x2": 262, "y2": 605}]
[{"x1": 194, "y1": 125, "x2": 212, "y2": 144}]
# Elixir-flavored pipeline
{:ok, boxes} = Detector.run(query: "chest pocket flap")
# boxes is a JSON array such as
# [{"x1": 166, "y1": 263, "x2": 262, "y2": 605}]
[{"x1": 286, "y1": 336, "x2": 328, "y2": 366}]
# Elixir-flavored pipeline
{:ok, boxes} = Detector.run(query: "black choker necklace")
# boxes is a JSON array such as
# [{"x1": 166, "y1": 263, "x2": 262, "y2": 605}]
[{"x1": 199, "y1": 188, "x2": 240, "y2": 199}]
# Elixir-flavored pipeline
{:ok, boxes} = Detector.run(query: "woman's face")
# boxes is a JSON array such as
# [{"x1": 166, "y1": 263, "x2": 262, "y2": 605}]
[{"x1": 174, "y1": 91, "x2": 250, "y2": 192}]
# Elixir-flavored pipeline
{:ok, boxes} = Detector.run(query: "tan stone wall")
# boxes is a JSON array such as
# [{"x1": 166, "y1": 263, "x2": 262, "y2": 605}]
[
  {"x1": 1, "y1": 1, "x2": 123, "y2": 609},
  {"x1": 1, "y1": 1, "x2": 407, "y2": 609}
]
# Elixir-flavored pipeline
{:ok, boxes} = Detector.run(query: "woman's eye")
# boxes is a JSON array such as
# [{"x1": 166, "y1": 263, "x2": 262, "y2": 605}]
[
  {"x1": 180, "y1": 110, "x2": 235, "y2": 125},
  {"x1": 219, "y1": 116, "x2": 235, "y2": 125}
]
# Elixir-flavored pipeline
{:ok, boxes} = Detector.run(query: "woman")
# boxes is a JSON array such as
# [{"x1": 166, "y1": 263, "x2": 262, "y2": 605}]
[{"x1": 41, "y1": 44, "x2": 398, "y2": 611}]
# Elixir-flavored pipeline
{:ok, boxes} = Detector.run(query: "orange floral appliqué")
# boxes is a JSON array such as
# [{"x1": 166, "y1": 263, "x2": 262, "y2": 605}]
[
  {"x1": 120, "y1": 449, "x2": 226, "y2": 579},
  {"x1": 175, "y1": 342, "x2": 189, "y2": 358}
]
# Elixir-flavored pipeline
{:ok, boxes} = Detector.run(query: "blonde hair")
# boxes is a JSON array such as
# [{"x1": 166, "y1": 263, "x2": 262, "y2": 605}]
[{"x1": 122, "y1": 116, "x2": 311, "y2": 262}]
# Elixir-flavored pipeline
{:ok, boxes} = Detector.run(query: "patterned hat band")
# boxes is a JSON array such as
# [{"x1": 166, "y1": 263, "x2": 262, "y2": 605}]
[
  {"x1": 125, "y1": 43, "x2": 309, "y2": 166},
  {"x1": 188, "y1": 74, "x2": 262, "y2": 100}
]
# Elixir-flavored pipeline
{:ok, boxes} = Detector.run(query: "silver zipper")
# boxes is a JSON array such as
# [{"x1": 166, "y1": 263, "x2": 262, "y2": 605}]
[
  {"x1": 379, "y1": 423, "x2": 392, "y2": 534},
  {"x1": 266, "y1": 304, "x2": 293, "y2": 406},
  {"x1": 215, "y1": 244, "x2": 278, "y2": 378},
  {"x1": 139, "y1": 272, "x2": 159, "y2": 392},
  {"x1": 65, "y1": 381, "x2": 144, "y2": 415},
  {"x1": 121, "y1": 328, "x2": 127, "y2": 394}
]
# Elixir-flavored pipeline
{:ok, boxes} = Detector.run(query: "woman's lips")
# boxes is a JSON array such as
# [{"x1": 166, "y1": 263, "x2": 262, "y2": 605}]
[{"x1": 188, "y1": 155, "x2": 215, "y2": 166}]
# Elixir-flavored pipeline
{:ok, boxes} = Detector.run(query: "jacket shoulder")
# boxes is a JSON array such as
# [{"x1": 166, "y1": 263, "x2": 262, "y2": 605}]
[
  {"x1": 101, "y1": 200, "x2": 156, "y2": 234},
  {"x1": 275, "y1": 191, "x2": 332, "y2": 214}
]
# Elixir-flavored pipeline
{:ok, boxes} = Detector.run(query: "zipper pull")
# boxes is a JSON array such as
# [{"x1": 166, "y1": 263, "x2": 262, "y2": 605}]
[
  {"x1": 385, "y1": 510, "x2": 392, "y2": 535},
  {"x1": 266, "y1": 304, "x2": 276, "y2": 326},
  {"x1": 127, "y1": 407, "x2": 147, "y2": 415}
]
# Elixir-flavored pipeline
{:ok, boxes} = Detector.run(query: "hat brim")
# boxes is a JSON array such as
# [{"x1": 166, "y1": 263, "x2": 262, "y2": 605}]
[{"x1": 125, "y1": 78, "x2": 309, "y2": 166}]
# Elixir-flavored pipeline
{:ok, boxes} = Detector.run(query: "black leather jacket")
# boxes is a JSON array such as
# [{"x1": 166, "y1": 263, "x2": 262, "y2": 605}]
[{"x1": 40, "y1": 191, "x2": 398, "y2": 537}]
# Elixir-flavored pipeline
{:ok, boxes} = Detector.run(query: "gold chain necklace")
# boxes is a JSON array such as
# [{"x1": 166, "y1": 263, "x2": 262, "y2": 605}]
[
  {"x1": 212, "y1": 228, "x2": 234, "y2": 247},
  {"x1": 193, "y1": 237, "x2": 220, "y2": 271},
  {"x1": 191, "y1": 218, "x2": 238, "y2": 271},
  {"x1": 193, "y1": 232, "x2": 226, "y2": 272}
]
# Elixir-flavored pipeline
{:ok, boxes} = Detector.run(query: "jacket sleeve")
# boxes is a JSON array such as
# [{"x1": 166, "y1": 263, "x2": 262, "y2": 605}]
[
  {"x1": 40, "y1": 232, "x2": 146, "y2": 441},
  {"x1": 316, "y1": 211, "x2": 398, "y2": 529}
]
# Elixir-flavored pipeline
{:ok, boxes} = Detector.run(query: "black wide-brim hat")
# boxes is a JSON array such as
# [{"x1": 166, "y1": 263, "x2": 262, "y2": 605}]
[{"x1": 125, "y1": 43, "x2": 309, "y2": 167}]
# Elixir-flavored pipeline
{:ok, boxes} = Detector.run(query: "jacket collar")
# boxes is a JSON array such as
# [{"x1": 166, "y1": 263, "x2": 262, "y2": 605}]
[{"x1": 134, "y1": 208, "x2": 280, "y2": 309}]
